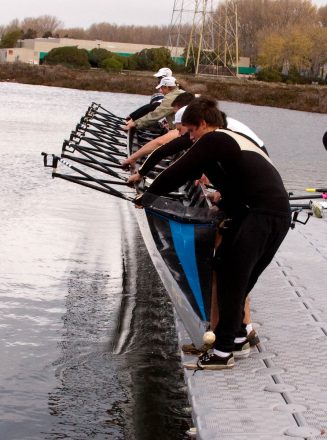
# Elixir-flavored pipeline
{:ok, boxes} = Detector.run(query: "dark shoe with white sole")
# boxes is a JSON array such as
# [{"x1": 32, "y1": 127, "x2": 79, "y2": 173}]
[
  {"x1": 233, "y1": 340, "x2": 250, "y2": 358},
  {"x1": 183, "y1": 350, "x2": 235, "y2": 370},
  {"x1": 247, "y1": 329, "x2": 260, "y2": 347}
]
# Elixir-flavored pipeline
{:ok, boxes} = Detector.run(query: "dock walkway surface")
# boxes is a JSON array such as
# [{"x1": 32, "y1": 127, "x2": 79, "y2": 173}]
[{"x1": 177, "y1": 214, "x2": 327, "y2": 440}]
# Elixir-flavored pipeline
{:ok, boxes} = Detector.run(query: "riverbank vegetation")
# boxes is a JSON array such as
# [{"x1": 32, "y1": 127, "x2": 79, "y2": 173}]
[
  {"x1": 1, "y1": 63, "x2": 326, "y2": 113},
  {"x1": 0, "y1": 0, "x2": 326, "y2": 111},
  {"x1": 44, "y1": 46, "x2": 176, "y2": 74},
  {"x1": 1, "y1": 0, "x2": 326, "y2": 82}
]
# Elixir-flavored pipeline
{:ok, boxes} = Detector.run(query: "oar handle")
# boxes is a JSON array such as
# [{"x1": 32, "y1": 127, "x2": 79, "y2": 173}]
[{"x1": 306, "y1": 188, "x2": 327, "y2": 193}]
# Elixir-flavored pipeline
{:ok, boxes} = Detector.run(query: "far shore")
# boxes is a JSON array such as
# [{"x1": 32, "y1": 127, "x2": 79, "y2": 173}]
[{"x1": 1, "y1": 63, "x2": 326, "y2": 113}]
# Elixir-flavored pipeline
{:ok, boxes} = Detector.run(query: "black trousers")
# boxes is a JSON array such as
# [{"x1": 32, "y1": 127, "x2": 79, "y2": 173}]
[{"x1": 213, "y1": 210, "x2": 291, "y2": 353}]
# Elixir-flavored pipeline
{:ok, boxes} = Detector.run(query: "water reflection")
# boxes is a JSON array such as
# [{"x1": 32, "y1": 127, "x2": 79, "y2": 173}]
[
  {"x1": 0, "y1": 82, "x2": 326, "y2": 440},
  {"x1": 46, "y1": 270, "x2": 128, "y2": 440}
]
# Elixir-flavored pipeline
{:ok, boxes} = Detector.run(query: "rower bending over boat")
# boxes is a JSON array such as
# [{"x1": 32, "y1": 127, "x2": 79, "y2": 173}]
[
  {"x1": 126, "y1": 92, "x2": 164, "y2": 124},
  {"x1": 123, "y1": 76, "x2": 185, "y2": 132},
  {"x1": 121, "y1": 92, "x2": 195, "y2": 172},
  {"x1": 130, "y1": 101, "x2": 269, "y2": 187},
  {"x1": 135, "y1": 97, "x2": 291, "y2": 370},
  {"x1": 129, "y1": 101, "x2": 263, "y2": 350},
  {"x1": 124, "y1": 68, "x2": 173, "y2": 124}
]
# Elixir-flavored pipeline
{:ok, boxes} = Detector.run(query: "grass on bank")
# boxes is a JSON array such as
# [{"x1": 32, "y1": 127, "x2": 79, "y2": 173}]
[{"x1": 0, "y1": 62, "x2": 326, "y2": 113}]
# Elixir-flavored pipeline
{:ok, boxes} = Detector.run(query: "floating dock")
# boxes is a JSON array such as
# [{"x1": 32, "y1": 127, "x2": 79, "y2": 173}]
[{"x1": 177, "y1": 214, "x2": 327, "y2": 440}]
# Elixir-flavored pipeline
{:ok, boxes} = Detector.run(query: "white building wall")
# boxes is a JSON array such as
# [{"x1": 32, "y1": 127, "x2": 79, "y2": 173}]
[
  {"x1": 0, "y1": 48, "x2": 39, "y2": 64},
  {"x1": 21, "y1": 38, "x2": 184, "y2": 56},
  {"x1": 0, "y1": 38, "x2": 183, "y2": 65}
]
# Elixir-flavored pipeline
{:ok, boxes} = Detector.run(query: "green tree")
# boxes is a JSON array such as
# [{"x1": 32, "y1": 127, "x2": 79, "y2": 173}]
[
  {"x1": 256, "y1": 67, "x2": 283, "y2": 82},
  {"x1": 88, "y1": 48, "x2": 114, "y2": 67},
  {"x1": 0, "y1": 29, "x2": 22, "y2": 48},
  {"x1": 101, "y1": 57, "x2": 123, "y2": 71},
  {"x1": 124, "y1": 54, "x2": 138, "y2": 70},
  {"x1": 44, "y1": 46, "x2": 90, "y2": 68},
  {"x1": 134, "y1": 47, "x2": 174, "y2": 71}
]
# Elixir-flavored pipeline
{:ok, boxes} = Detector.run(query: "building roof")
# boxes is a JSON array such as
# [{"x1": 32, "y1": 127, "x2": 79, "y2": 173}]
[{"x1": 21, "y1": 38, "x2": 184, "y2": 57}]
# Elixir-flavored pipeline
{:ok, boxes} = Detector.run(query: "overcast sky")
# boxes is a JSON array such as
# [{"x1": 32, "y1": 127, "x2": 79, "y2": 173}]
[
  {"x1": 1, "y1": 0, "x2": 326, "y2": 29},
  {"x1": 1, "y1": 0, "x2": 175, "y2": 28}
]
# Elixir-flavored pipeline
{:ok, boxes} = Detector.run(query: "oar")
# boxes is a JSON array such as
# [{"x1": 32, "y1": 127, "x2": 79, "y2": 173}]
[
  {"x1": 64, "y1": 137, "x2": 125, "y2": 165},
  {"x1": 75, "y1": 136, "x2": 127, "y2": 156},
  {"x1": 323, "y1": 131, "x2": 327, "y2": 151},
  {"x1": 290, "y1": 202, "x2": 324, "y2": 219},
  {"x1": 306, "y1": 188, "x2": 327, "y2": 193},
  {"x1": 61, "y1": 145, "x2": 127, "y2": 180},
  {"x1": 289, "y1": 194, "x2": 327, "y2": 200},
  {"x1": 290, "y1": 203, "x2": 311, "y2": 209},
  {"x1": 52, "y1": 173, "x2": 133, "y2": 199},
  {"x1": 97, "y1": 105, "x2": 125, "y2": 122},
  {"x1": 41, "y1": 153, "x2": 133, "y2": 201}
]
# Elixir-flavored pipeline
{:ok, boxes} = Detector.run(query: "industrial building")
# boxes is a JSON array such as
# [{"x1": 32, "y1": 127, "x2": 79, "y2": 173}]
[{"x1": 0, "y1": 37, "x2": 184, "y2": 65}]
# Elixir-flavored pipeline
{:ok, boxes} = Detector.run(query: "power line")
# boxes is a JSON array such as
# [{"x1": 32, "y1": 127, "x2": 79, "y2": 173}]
[{"x1": 168, "y1": 0, "x2": 239, "y2": 76}]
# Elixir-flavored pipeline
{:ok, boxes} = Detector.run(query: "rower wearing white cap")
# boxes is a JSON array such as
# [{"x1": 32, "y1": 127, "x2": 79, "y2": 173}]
[
  {"x1": 124, "y1": 67, "x2": 173, "y2": 126},
  {"x1": 125, "y1": 106, "x2": 190, "y2": 185},
  {"x1": 122, "y1": 93, "x2": 195, "y2": 173},
  {"x1": 123, "y1": 76, "x2": 184, "y2": 131},
  {"x1": 153, "y1": 67, "x2": 173, "y2": 79}
]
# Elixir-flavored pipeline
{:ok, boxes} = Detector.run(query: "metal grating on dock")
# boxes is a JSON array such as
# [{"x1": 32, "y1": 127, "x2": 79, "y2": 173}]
[{"x1": 176, "y1": 215, "x2": 327, "y2": 440}]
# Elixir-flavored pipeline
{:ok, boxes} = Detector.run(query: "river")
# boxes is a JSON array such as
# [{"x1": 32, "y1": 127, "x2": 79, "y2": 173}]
[{"x1": 0, "y1": 82, "x2": 326, "y2": 440}]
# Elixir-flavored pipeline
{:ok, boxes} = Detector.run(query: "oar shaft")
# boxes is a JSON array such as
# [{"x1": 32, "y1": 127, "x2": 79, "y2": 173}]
[
  {"x1": 56, "y1": 156, "x2": 128, "y2": 199},
  {"x1": 53, "y1": 173, "x2": 132, "y2": 200},
  {"x1": 289, "y1": 194, "x2": 326, "y2": 200},
  {"x1": 290, "y1": 203, "x2": 310, "y2": 208}
]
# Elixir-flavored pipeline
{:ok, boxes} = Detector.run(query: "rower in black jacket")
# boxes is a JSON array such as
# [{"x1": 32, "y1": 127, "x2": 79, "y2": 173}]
[{"x1": 137, "y1": 97, "x2": 291, "y2": 370}]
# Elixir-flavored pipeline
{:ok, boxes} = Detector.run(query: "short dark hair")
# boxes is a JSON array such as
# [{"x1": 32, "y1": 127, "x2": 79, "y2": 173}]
[
  {"x1": 182, "y1": 96, "x2": 224, "y2": 128},
  {"x1": 171, "y1": 92, "x2": 195, "y2": 109},
  {"x1": 220, "y1": 111, "x2": 228, "y2": 129}
]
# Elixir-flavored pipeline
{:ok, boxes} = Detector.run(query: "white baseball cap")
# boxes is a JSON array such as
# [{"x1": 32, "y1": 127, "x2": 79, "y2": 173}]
[
  {"x1": 174, "y1": 106, "x2": 187, "y2": 124},
  {"x1": 156, "y1": 76, "x2": 177, "y2": 89},
  {"x1": 153, "y1": 67, "x2": 173, "y2": 78}
]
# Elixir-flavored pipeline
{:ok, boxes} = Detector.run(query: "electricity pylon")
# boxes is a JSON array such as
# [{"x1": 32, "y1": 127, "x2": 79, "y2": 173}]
[{"x1": 168, "y1": 0, "x2": 239, "y2": 76}]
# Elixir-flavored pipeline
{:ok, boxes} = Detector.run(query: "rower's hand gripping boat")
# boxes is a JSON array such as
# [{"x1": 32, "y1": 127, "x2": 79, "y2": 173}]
[
  {"x1": 42, "y1": 102, "x2": 224, "y2": 348},
  {"x1": 42, "y1": 102, "x2": 320, "y2": 346}
]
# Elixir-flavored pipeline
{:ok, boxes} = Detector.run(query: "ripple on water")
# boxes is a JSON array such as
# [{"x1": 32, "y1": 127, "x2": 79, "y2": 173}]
[{"x1": 1, "y1": 82, "x2": 326, "y2": 440}]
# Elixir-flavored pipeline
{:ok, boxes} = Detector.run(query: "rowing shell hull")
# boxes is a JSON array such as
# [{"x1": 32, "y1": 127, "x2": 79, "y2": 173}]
[{"x1": 135, "y1": 208, "x2": 207, "y2": 347}]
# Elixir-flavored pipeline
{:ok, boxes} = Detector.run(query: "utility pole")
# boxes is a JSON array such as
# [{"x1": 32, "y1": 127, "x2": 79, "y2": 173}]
[{"x1": 168, "y1": 0, "x2": 239, "y2": 77}]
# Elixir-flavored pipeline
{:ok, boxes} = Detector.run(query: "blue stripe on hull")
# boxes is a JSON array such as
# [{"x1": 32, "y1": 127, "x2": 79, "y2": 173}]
[{"x1": 169, "y1": 220, "x2": 207, "y2": 321}]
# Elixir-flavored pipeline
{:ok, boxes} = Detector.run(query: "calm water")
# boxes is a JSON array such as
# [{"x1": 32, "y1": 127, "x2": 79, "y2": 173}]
[{"x1": 0, "y1": 82, "x2": 326, "y2": 440}]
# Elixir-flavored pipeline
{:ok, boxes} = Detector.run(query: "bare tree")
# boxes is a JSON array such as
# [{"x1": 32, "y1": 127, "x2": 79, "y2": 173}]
[
  {"x1": 308, "y1": 26, "x2": 327, "y2": 77},
  {"x1": 258, "y1": 22, "x2": 326, "y2": 77},
  {"x1": 318, "y1": 5, "x2": 327, "y2": 27},
  {"x1": 86, "y1": 22, "x2": 170, "y2": 45},
  {"x1": 234, "y1": 0, "x2": 319, "y2": 61},
  {"x1": 56, "y1": 27, "x2": 88, "y2": 39},
  {"x1": 4, "y1": 19, "x2": 20, "y2": 33},
  {"x1": 17, "y1": 15, "x2": 63, "y2": 38}
]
